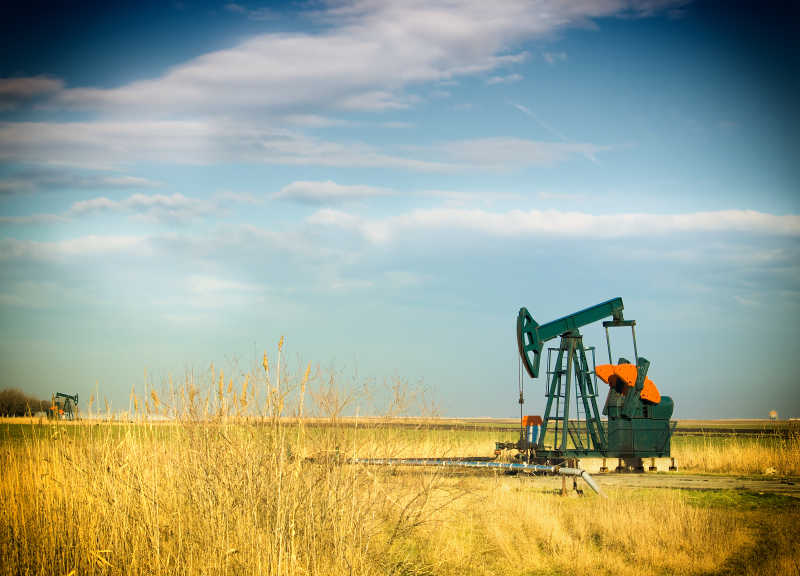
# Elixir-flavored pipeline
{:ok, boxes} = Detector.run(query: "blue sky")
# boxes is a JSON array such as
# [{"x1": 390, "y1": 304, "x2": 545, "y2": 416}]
[{"x1": 1, "y1": 0, "x2": 798, "y2": 419}]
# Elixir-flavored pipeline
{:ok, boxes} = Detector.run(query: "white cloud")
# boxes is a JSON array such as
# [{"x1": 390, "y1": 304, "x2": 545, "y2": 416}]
[
  {"x1": 224, "y1": 3, "x2": 275, "y2": 21},
  {"x1": 0, "y1": 121, "x2": 453, "y2": 171},
  {"x1": 126, "y1": 193, "x2": 204, "y2": 212},
  {"x1": 307, "y1": 209, "x2": 391, "y2": 243},
  {"x1": 186, "y1": 274, "x2": 269, "y2": 309},
  {"x1": 627, "y1": 243, "x2": 798, "y2": 267},
  {"x1": 486, "y1": 74, "x2": 523, "y2": 85},
  {"x1": 308, "y1": 207, "x2": 800, "y2": 244},
  {"x1": 99, "y1": 176, "x2": 163, "y2": 188},
  {"x1": 215, "y1": 190, "x2": 263, "y2": 205},
  {"x1": 0, "y1": 76, "x2": 63, "y2": 110},
  {"x1": 187, "y1": 274, "x2": 263, "y2": 295},
  {"x1": 0, "y1": 169, "x2": 162, "y2": 196},
  {"x1": 68, "y1": 192, "x2": 213, "y2": 222},
  {"x1": 0, "y1": 235, "x2": 146, "y2": 261},
  {"x1": 274, "y1": 180, "x2": 392, "y2": 204},
  {"x1": 614, "y1": 0, "x2": 691, "y2": 19},
  {"x1": 543, "y1": 51, "x2": 568, "y2": 65},
  {"x1": 538, "y1": 190, "x2": 587, "y2": 201},
  {"x1": 282, "y1": 114, "x2": 350, "y2": 127},
  {"x1": 338, "y1": 91, "x2": 418, "y2": 111},
  {"x1": 441, "y1": 137, "x2": 605, "y2": 168},
  {"x1": 381, "y1": 121, "x2": 414, "y2": 129},
  {"x1": 2, "y1": 121, "x2": 598, "y2": 172},
  {"x1": 69, "y1": 197, "x2": 118, "y2": 214},
  {"x1": 420, "y1": 189, "x2": 522, "y2": 207},
  {"x1": 0, "y1": 213, "x2": 68, "y2": 224},
  {"x1": 0, "y1": 2, "x2": 683, "y2": 173},
  {"x1": 0, "y1": 222, "x2": 341, "y2": 268},
  {"x1": 47, "y1": 235, "x2": 146, "y2": 256},
  {"x1": 45, "y1": 1, "x2": 680, "y2": 119},
  {"x1": 0, "y1": 179, "x2": 36, "y2": 196},
  {"x1": 0, "y1": 121, "x2": 219, "y2": 169}
]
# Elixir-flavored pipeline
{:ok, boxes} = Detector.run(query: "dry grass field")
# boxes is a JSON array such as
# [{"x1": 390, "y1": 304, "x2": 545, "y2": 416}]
[{"x1": 2, "y1": 355, "x2": 799, "y2": 575}]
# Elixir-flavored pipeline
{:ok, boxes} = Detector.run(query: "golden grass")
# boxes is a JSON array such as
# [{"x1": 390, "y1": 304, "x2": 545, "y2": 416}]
[
  {"x1": 3, "y1": 420, "x2": 799, "y2": 575},
  {"x1": 380, "y1": 477, "x2": 764, "y2": 576},
  {"x1": 1, "y1": 422, "x2": 385, "y2": 575},
  {"x1": 672, "y1": 433, "x2": 800, "y2": 476},
  {"x1": 332, "y1": 425, "x2": 800, "y2": 476},
  {"x1": 1, "y1": 348, "x2": 799, "y2": 575},
  {"x1": 0, "y1": 348, "x2": 402, "y2": 576}
]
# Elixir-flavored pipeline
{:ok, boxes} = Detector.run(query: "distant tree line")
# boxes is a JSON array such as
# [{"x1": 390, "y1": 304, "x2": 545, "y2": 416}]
[{"x1": 0, "y1": 388, "x2": 50, "y2": 416}]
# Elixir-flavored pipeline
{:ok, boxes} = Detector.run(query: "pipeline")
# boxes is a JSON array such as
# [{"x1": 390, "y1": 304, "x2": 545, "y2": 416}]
[{"x1": 349, "y1": 458, "x2": 605, "y2": 497}]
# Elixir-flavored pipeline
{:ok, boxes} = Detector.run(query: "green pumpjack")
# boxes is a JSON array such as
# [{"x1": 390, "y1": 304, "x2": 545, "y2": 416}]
[{"x1": 499, "y1": 298, "x2": 675, "y2": 465}]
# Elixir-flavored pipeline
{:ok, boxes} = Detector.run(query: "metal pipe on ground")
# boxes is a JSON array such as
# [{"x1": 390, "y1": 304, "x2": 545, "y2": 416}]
[{"x1": 348, "y1": 458, "x2": 605, "y2": 497}]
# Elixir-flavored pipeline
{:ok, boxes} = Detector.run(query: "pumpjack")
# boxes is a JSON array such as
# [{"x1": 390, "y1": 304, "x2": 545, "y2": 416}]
[
  {"x1": 497, "y1": 298, "x2": 675, "y2": 467},
  {"x1": 48, "y1": 392, "x2": 79, "y2": 420}
]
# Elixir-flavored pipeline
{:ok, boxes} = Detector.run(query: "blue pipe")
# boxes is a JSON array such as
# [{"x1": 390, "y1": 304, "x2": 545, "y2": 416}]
[{"x1": 348, "y1": 458, "x2": 604, "y2": 496}]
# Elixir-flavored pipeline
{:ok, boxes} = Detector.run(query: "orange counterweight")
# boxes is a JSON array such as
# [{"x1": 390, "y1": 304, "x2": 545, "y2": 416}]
[
  {"x1": 595, "y1": 364, "x2": 661, "y2": 404},
  {"x1": 521, "y1": 415, "x2": 543, "y2": 427}
]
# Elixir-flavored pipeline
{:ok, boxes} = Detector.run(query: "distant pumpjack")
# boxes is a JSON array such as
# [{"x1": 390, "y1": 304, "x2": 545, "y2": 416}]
[{"x1": 49, "y1": 392, "x2": 79, "y2": 420}]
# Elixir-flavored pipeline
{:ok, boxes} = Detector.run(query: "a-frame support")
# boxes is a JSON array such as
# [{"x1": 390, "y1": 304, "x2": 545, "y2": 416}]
[{"x1": 536, "y1": 331, "x2": 607, "y2": 457}]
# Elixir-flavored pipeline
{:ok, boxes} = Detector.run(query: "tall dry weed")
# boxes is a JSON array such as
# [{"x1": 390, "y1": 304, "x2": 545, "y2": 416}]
[
  {"x1": 674, "y1": 430, "x2": 800, "y2": 475},
  {"x1": 379, "y1": 475, "x2": 773, "y2": 576},
  {"x1": 0, "y1": 342, "x2": 437, "y2": 576}
]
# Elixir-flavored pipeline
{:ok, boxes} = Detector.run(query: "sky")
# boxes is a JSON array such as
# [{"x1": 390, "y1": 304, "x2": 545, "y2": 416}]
[{"x1": 0, "y1": 0, "x2": 798, "y2": 419}]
